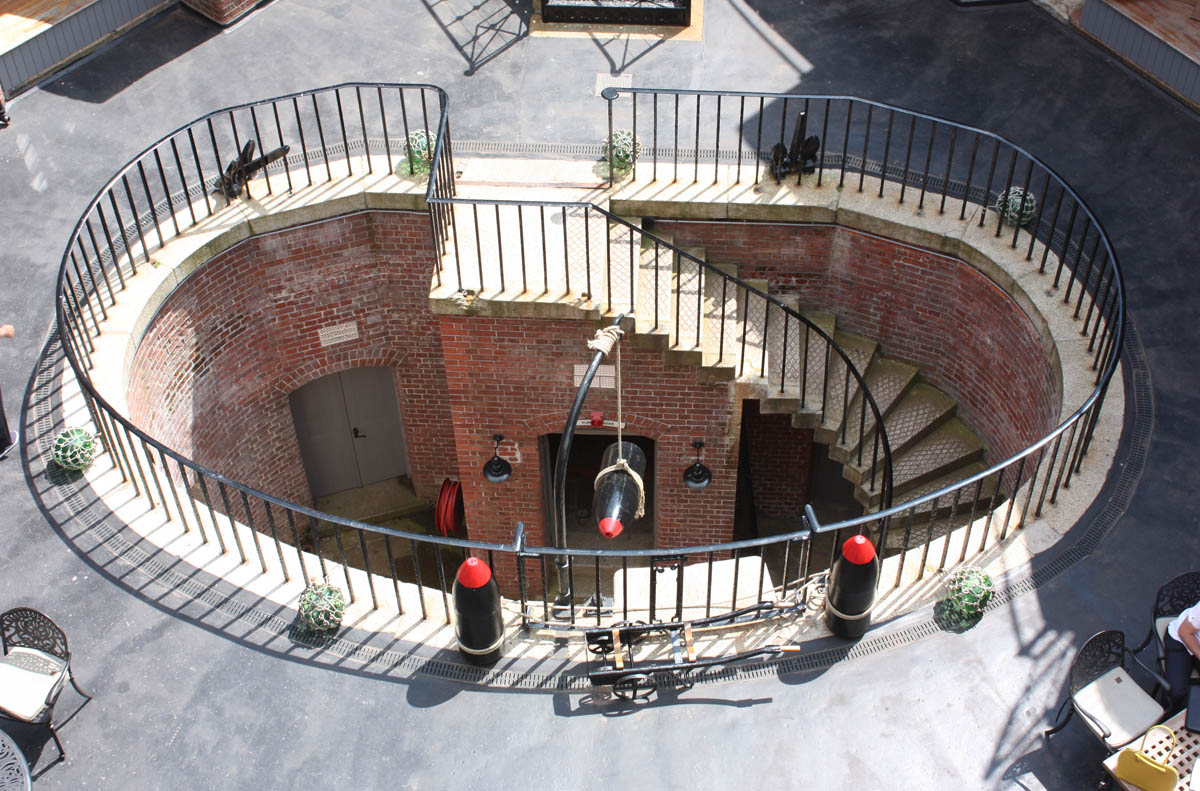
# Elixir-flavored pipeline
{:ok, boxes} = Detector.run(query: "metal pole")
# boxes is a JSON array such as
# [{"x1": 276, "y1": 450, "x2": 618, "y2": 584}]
[{"x1": 553, "y1": 314, "x2": 625, "y2": 607}]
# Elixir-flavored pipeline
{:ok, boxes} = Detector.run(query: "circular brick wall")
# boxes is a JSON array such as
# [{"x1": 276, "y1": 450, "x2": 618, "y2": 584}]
[{"x1": 128, "y1": 210, "x2": 1060, "y2": 566}]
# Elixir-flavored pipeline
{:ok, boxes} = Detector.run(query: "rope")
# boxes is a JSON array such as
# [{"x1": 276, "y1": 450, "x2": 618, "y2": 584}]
[
  {"x1": 594, "y1": 458, "x2": 645, "y2": 519},
  {"x1": 588, "y1": 323, "x2": 644, "y2": 520},
  {"x1": 586, "y1": 325, "x2": 624, "y2": 356}
]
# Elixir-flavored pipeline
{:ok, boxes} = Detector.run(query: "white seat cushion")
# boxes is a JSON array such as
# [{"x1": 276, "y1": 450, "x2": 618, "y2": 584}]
[
  {"x1": 1074, "y1": 666, "x2": 1166, "y2": 750},
  {"x1": 0, "y1": 647, "x2": 67, "y2": 722}
]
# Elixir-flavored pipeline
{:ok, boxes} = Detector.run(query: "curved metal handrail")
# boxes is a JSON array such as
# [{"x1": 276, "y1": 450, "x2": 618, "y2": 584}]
[{"x1": 50, "y1": 83, "x2": 1124, "y2": 629}]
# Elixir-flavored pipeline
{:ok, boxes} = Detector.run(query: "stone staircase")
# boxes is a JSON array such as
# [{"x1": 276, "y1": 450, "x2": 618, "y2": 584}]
[
  {"x1": 624, "y1": 222, "x2": 996, "y2": 516},
  {"x1": 431, "y1": 203, "x2": 998, "y2": 516}
]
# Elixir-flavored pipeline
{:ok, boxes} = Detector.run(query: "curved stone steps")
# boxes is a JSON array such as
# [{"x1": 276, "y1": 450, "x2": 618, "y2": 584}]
[
  {"x1": 857, "y1": 418, "x2": 985, "y2": 509},
  {"x1": 625, "y1": 219, "x2": 995, "y2": 521},
  {"x1": 829, "y1": 356, "x2": 919, "y2": 464},
  {"x1": 814, "y1": 329, "x2": 876, "y2": 443},
  {"x1": 843, "y1": 382, "x2": 958, "y2": 485}
]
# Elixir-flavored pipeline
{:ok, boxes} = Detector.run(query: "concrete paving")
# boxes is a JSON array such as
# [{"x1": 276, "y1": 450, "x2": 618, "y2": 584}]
[{"x1": 0, "y1": 0, "x2": 1195, "y2": 788}]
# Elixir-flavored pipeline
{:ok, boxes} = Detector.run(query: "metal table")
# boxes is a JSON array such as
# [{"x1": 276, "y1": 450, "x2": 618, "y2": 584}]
[
  {"x1": 1103, "y1": 710, "x2": 1200, "y2": 791},
  {"x1": 0, "y1": 730, "x2": 30, "y2": 791}
]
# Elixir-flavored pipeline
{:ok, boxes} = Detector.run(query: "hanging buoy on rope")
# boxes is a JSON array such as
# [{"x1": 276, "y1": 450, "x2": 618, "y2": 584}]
[{"x1": 593, "y1": 441, "x2": 647, "y2": 539}]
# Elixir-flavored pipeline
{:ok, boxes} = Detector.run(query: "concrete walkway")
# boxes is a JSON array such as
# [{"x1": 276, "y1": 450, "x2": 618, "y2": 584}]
[{"x1": 0, "y1": 0, "x2": 1195, "y2": 788}]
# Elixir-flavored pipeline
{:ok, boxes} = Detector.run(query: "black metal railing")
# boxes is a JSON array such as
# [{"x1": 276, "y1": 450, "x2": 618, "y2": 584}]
[
  {"x1": 51, "y1": 83, "x2": 1122, "y2": 635},
  {"x1": 595, "y1": 87, "x2": 1123, "y2": 587},
  {"x1": 417, "y1": 188, "x2": 896, "y2": 499}
]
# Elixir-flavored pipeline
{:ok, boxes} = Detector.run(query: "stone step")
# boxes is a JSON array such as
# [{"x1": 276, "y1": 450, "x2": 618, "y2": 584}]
[
  {"x1": 829, "y1": 356, "x2": 920, "y2": 464},
  {"x1": 663, "y1": 244, "x2": 706, "y2": 365},
  {"x1": 599, "y1": 215, "x2": 641, "y2": 318},
  {"x1": 631, "y1": 227, "x2": 675, "y2": 345},
  {"x1": 878, "y1": 462, "x2": 1002, "y2": 525},
  {"x1": 843, "y1": 381, "x2": 958, "y2": 485},
  {"x1": 761, "y1": 308, "x2": 836, "y2": 421},
  {"x1": 731, "y1": 277, "x2": 771, "y2": 380},
  {"x1": 814, "y1": 329, "x2": 877, "y2": 444},
  {"x1": 857, "y1": 417, "x2": 985, "y2": 508},
  {"x1": 700, "y1": 262, "x2": 740, "y2": 380},
  {"x1": 762, "y1": 294, "x2": 802, "y2": 405}
]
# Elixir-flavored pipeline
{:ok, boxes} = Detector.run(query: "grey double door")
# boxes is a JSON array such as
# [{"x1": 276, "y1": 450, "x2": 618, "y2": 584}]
[{"x1": 289, "y1": 367, "x2": 410, "y2": 499}]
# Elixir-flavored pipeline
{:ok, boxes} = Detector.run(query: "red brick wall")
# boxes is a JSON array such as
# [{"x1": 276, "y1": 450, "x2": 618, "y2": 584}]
[
  {"x1": 183, "y1": 0, "x2": 260, "y2": 25},
  {"x1": 127, "y1": 212, "x2": 457, "y2": 512},
  {"x1": 438, "y1": 316, "x2": 741, "y2": 564},
  {"x1": 741, "y1": 400, "x2": 813, "y2": 517},
  {"x1": 660, "y1": 222, "x2": 1059, "y2": 465}
]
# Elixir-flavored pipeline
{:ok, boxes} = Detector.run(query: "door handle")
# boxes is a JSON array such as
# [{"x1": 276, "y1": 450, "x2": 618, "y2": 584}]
[{"x1": 352, "y1": 427, "x2": 367, "y2": 438}]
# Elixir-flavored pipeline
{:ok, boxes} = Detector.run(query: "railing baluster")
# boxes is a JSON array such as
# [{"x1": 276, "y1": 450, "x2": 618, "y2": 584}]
[
  {"x1": 938, "y1": 127, "x2": 956, "y2": 214},
  {"x1": 153, "y1": 150, "x2": 180, "y2": 236},
  {"x1": 979, "y1": 139, "x2": 1001, "y2": 228},
  {"x1": 217, "y1": 481, "x2": 248, "y2": 565},
  {"x1": 899, "y1": 114, "x2": 915, "y2": 204},
  {"x1": 238, "y1": 490, "x2": 268, "y2": 574},
  {"x1": 1011, "y1": 159, "x2": 1034, "y2": 248},
  {"x1": 838, "y1": 101, "x2": 852, "y2": 189},
  {"x1": 960, "y1": 132, "x2": 980, "y2": 220},
  {"x1": 917, "y1": 120, "x2": 935, "y2": 211},
  {"x1": 714, "y1": 95, "x2": 721, "y2": 184},
  {"x1": 1040, "y1": 187, "x2": 1065, "y2": 273},
  {"x1": 334, "y1": 88, "x2": 353, "y2": 176},
  {"x1": 858, "y1": 104, "x2": 872, "y2": 192}
]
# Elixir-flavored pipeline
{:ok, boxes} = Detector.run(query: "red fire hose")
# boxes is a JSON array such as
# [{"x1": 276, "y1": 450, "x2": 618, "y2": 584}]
[{"x1": 435, "y1": 478, "x2": 463, "y2": 537}]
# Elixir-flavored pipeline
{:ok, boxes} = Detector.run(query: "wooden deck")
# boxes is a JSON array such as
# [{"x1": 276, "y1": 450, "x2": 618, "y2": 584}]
[
  {"x1": 0, "y1": 0, "x2": 96, "y2": 55},
  {"x1": 1103, "y1": 0, "x2": 1200, "y2": 65}
]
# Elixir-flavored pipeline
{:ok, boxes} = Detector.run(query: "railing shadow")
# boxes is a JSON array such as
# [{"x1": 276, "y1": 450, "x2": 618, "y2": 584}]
[
  {"x1": 589, "y1": 32, "x2": 667, "y2": 76},
  {"x1": 420, "y1": 0, "x2": 531, "y2": 75}
]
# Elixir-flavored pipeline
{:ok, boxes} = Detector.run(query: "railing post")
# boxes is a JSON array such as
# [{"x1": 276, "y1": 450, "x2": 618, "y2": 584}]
[{"x1": 602, "y1": 87, "x2": 619, "y2": 189}]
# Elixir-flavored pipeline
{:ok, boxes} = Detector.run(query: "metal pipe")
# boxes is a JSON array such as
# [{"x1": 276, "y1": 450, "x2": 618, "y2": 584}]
[{"x1": 552, "y1": 314, "x2": 626, "y2": 606}]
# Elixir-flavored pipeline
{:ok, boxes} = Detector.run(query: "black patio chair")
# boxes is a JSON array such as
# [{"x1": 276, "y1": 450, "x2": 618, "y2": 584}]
[
  {"x1": 1044, "y1": 630, "x2": 1172, "y2": 753},
  {"x1": 1132, "y1": 571, "x2": 1200, "y2": 681},
  {"x1": 0, "y1": 608, "x2": 92, "y2": 760}
]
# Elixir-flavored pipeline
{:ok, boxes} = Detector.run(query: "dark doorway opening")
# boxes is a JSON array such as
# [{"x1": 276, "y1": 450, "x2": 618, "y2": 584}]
[
  {"x1": 808, "y1": 444, "x2": 863, "y2": 525},
  {"x1": 543, "y1": 432, "x2": 655, "y2": 552}
]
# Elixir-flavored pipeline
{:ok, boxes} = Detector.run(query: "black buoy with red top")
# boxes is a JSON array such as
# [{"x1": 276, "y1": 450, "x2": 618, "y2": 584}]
[
  {"x1": 824, "y1": 534, "x2": 881, "y2": 639},
  {"x1": 592, "y1": 441, "x2": 646, "y2": 539},
  {"x1": 452, "y1": 556, "x2": 504, "y2": 665}
]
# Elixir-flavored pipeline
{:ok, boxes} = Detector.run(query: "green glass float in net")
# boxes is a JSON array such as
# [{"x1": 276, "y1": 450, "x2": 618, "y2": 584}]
[
  {"x1": 946, "y1": 567, "x2": 994, "y2": 619},
  {"x1": 993, "y1": 186, "x2": 1037, "y2": 226},
  {"x1": 298, "y1": 582, "x2": 345, "y2": 631},
  {"x1": 52, "y1": 428, "x2": 96, "y2": 471},
  {"x1": 396, "y1": 130, "x2": 437, "y2": 176}
]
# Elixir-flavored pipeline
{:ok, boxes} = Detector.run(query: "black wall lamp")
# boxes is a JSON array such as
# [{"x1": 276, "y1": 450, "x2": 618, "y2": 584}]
[
  {"x1": 482, "y1": 434, "x2": 512, "y2": 483},
  {"x1": 683, "y1": 440, "x2": 712, "y2": 490}
]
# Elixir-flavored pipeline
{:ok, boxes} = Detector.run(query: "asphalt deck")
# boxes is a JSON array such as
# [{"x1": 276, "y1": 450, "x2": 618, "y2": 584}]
[{"x1": 0, "y1": 0, "x2": 1196, "y2": 788}]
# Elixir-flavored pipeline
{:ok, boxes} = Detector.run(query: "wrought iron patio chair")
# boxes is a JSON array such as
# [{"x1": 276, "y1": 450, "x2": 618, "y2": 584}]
[
  {"x1": 0, "y1": 608, "x2": 91, "y2": 760},
  {"x1": 1132, "y1": 571, "x2": 1200, "y2": 682},
  {"x1": 1044, "y1": 630, "x2": 1172, "y2": 752}
]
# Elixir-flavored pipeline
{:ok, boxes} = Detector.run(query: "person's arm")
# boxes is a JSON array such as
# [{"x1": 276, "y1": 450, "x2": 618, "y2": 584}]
[{"x1": 0, "y1": 325, "x2": 12, "y2": 339}]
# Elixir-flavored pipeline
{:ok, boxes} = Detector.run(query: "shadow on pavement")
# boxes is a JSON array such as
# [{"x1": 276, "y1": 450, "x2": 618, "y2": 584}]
[{"x1": 40, "y1": 8, "x2": 219, "y2": 104}]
